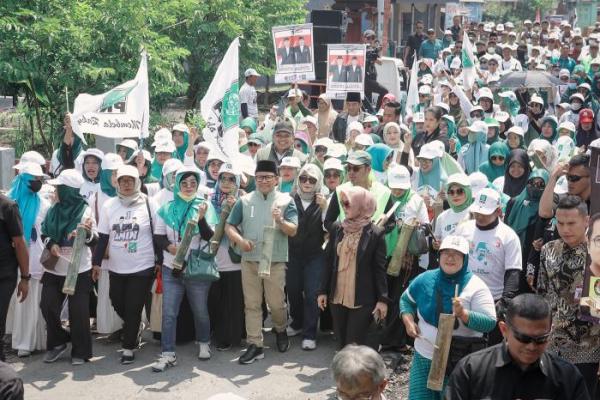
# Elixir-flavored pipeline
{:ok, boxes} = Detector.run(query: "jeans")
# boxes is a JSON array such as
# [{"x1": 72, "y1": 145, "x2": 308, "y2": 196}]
[
  {"x1": 161, "y1": 267, "x2": 211, "y2": 353},
  {"x1": 286, "y1": 254, "x2": 323, "y2": 340}
]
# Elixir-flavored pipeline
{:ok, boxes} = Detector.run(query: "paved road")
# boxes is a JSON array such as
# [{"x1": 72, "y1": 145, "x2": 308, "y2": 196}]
[{"x1": 11, "y1": 330, "x2": 339, "y2": 400}]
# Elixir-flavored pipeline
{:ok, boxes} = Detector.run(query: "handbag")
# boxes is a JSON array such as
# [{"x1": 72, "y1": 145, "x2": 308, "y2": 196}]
[
  {"x1": 408, "y1": 223, "x2": 432, "y2": 256},
  {"x1": 184, "y1": 242, "x2": 220, "y2": 282},
  {"x1": 228, "y1": 245, "x2": 242, "y2": 264},
  {"x1": 40, "y1": 248, "x2": 59, "y2": 271},
  {"x1": 149, "y1": 271, "x2": 163, "y2": 332},
  {"x1": 445, "y1": 335, "x2": 487, "y2": 376}
]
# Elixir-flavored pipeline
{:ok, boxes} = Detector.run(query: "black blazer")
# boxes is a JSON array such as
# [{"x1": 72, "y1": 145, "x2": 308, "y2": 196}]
[{"x1": 319, "y1": 222, "x2": 389, "y2": 307}]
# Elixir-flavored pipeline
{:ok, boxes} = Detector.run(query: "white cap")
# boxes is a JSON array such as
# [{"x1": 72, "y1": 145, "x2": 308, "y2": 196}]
[
  {"x1": 47, "y1": 169, "x2": 85, "y2": 189},
  {"x1": 417, "y1": 144, "x2": 439, "y2": 160},
  {"x1": 101, "y1": 153, "x2": 123, "y2": 171},
  {"x1": 524, "y1": 19, "x2": 532, "y2": 25},
  {"x1": 81, "y1": 148, "x2": 105, "y2": 161},
  {"x1": 155, "y1": 139, "x2": 177, "y2": 153},
  {"x1": 363, "y1": 114, "x2": 379, "y2": 124},
  {"x1": 176, "y1": 165, "x2": 202, "y2": 178},
  {"x1": 570, "y1": 93, "x2": 585, "y2": 102},
  {"x1": 529, "y1": 95, "x2": 544, "y2": 105},
  {"x1": 470, "y1": 188, "x2": 501, "y2": 215},
  {"x1": 418, "y1": 85, "x2": 432, "y2": 95},
  {"x1": 18, "y1": 162, "x2": 47, "y2": 178},
  {"x1": 323, "y1": 157, "x2": 344, "y2": 172},
  {"x1": 244, "y1": 68, "x2": 260, "y2": 77},
  {"x1": 450, "y1": 57, "x2": 462, "y2": 69},
  {"x1": 470, "y1": 105, "x2": 484, "y2": 114},
  {"x1": 420, "y1": 74, "x2": 433, "y2": 85},
  {"x1": 118, "y1": 139, "x2": 138, "y2": 151},
  {"x1": 314, "y1": 137, "x2": 334, "y2": 148},
  {"x1": 557, "y1": 102, "x2": 570, "y2": 110},
  {"x1": 505, "y1": 22, "x2": 514, "y2": 29},
  {"x1": 387, "y1": 164, "x2": 411, "y2": 190},
  {"x1": 161, "y1": 158, "x2": 183, "y2": 176},
  {"x1": 129, "y1": 149, "x2": 153, "y2": 163},
  {"x1": 218, "y1": 162, "x2": 241, "y2": 177},
  {"x1": 496, "y1": 23, "x2": 504, "y2": 32},
  {"x1": 195, "y1": 141, "x2": 213, "y2": 152},
  {"x1": 172, "y1": 123, "x2": 190, "y2": 134},
  {"x1": 287, "y1": 88, "x2": 302, "y2": 98},
  {"x1": 498, "y1": 91, "x2": 517, "y2": 102},
  {"x1": 478, "y1": 87, "x2": 494, "y2": 100},
  {"x1": 469, "y1": 172, "x2": 488, "y2": 197},
  {"x1": 16, "y1": 151, "x2": 45, "y2": 167},
  {"x1": 326, "y1": 143, "x2": 348, "y2": 159},
  {"x1": 494, "y1": 111, "x2": 510, "y2": 123},
  {"x1": 207, "y1": 150, "x2": 229, "y2": 164},
  {"x1": 559, "y1": 121, "x2": 576, "y2": 133},
  {"x1": 444, "y1": 29, "x2": 452, "y2": 35},
  {"x1": 152, "y1": 128, "x2": 172, "y2": 146},
  {"x1": 116, "y1": 165, "x2": 140, "y2": 180},
  {"x1": 506, "y1": 126, "x2": 525, "y2": 137},
  {"x1": 435, "y1": 102, "x2": 450, "y2": 113},
  {"x1": 355, "y1": 133, "x2": 374, "y2": 146},
  {"x1": 280, "y1": 156, "x2": 301, "y2": 169},
  {"x1": 446, "y1": 173, "x2": 470, "y2": 189},
  {"x1": 467, "y1": 120, "x2": 488, "y2": 134},
  {"x1": 301, "y1": 115, "x2": 317, "y2": 127},
  {"x1": 440, "y1": 235, "x2": 469, "y2": 255}
]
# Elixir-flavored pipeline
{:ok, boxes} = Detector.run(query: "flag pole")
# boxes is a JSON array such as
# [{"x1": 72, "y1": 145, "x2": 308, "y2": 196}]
[{"x1": 65, "y1": 87, "x2": 70, "y2": 113}]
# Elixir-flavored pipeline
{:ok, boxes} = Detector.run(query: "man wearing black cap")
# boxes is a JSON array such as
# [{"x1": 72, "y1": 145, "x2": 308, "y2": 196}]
[
  {"x1": 225, "y1": 160, "x2": 299, "y2": 364},
  {"x1": 331, "y1": 92, "x2": 368, "y2": 143},
  {"x1": 256, "y1": 117, "x2": 307, "y2": 166}
]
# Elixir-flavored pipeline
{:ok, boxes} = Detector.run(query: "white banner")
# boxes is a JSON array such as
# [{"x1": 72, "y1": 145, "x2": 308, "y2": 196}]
[
  {"x1": 200, "y1": 37, "x2": 241, "y2": 160},
  {"x1": 272, "y1": 24, "x2": 315, "y2": 84},
  {"x1": 71, "y1": 52, "x2": 149, "y2": 141},
  {"x1": 325, "y1": 44, "x2": 366, "y2": 100}
]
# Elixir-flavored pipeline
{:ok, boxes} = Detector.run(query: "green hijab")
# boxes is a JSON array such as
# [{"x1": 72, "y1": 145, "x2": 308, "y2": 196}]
[
  {"x1": 445, "y1": 180, "x2": 473, "y2": 213},
  {"x1": 540, "y1": 116, "x2": 558, "y2": 143},
  {"x1": 479, "y1": 141, "x2": 510, "y2": 182},
  {"x1": 41, "y1": 185, "x2": 88, "y2": 243},
  {"x1": 385, "y1": 189, "x2": 414, "y2": 258},
  {"x1": 506, "y1": 169, "x2": 549, "y2": 244}
]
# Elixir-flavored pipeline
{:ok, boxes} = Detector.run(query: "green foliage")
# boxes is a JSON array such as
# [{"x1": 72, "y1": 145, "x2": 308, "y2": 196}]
[{"x1": 483, "y1": 0, "x2": 553, "y2": 26}]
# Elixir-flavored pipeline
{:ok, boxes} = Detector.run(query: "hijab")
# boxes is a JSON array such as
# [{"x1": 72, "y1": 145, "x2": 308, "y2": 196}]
[
  {"x1": 540, "y1": 116, "x2": 558, "y2": 143},
  {"x1": 295, "y1": 164, "x2": 323, "y2": 202},
  {"x1": 366, "y1": 144, "x2": 394, "y2": 185},
  {"x1": 340, "y1": 186, "x2": 376, "y2": 234},
  {"x1": 82, "y1": 155, "x2": 102, "y2": 183},
  {"x1": 41, "y1": 185, "x2": 87, "y2": 243},
  {"x1": 116, "y1": 173, "x2": 145, "y2": 207},
  {"x1": 175, "y1": 131, "x2": 189, "y2": 161},
  {"x1": 463, "y1": 129, "x2": 489, "y2": 174},
  {"x1": 445, "y1": 180, "x2": 473, "y2": 213},
  {"x1": 317, "y1": 94, "x2": 338, "y2": 138},
  {"x1": 502, "y1": 149, "x2": 532, "y2": 197},
  {"x1": 418, "y1": 157, "x2": 447, "y2": 192},
  {"x1": 57, "y1": 135, "x2": 83, "y2": 166},
  {"x1": 8, "y1": 173, "x2": 40, "y2": 245},
  {"x1": 479, "y1": 141, "x2": 510, "y2": 182},
  {"x1": 506, "y1": 169, "x2": 549, "y2": 244},
  {"x1": 211, "y1": 169, "x2": 241, "y2": 216},
  {"x1": 408, "y1": 253, "x2": 472, "y2": 327}
]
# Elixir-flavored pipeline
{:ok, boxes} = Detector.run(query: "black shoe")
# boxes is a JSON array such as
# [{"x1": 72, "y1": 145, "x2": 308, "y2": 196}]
[
  {"x1": 106, "y1": 329, "x2": 123, "y2": 343},
  {"x1": 238, "y1": 344, "x2": 264, "y2": 364},
  {"x1": 121, "y1": 350, "x2": 135, "y2": 365},
  {"x1": 216, "y1": 343, "x2": 231, "y2": 351},
  {"x1": 275, "y1": 330, "x2": 290, "y2": 353}
]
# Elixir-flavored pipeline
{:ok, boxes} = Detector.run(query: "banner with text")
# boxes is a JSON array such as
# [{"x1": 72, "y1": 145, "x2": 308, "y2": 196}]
[
  {"x1": 325, "y1": 44, "x2": 366, "y2": 100},
  {"x1": 272, "y1": 23, "x2": 315, "y2": 84}
]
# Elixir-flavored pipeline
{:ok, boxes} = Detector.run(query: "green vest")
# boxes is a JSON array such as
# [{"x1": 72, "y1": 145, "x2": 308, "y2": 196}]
[
  {"x1": 336, "y1": 180, "x2": 391, "y2": 223},
  {"x1": 239, "y1": 189, "x2": 293, "y2": 263}
]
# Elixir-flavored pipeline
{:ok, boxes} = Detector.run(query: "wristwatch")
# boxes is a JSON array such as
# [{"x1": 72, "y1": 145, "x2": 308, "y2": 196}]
[{"x1": 21, "y1": 274, "x2": 32, "y2": 281}]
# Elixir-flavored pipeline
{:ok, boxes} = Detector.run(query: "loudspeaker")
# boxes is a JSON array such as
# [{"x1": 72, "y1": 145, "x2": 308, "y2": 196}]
[
  {"x1": 313, "y1": 26, "x2": 342, "y2": 80},
  {"x1": 310, "y1": 10, "x2": 343, "y2": 27}
]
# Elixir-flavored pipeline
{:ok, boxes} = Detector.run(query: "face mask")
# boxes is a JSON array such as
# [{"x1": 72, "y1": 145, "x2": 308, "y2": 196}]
[
  {"x1": 177, "y1": 192, "x2": 196, "y2": 202},
  {"x1": 28, "y1": 180, "x2": 42, "y2": 193},
  {"x1": 571, "y1": 102, "x2": 582, "y2": 111},
  {"x1": 487, "y1": 47, "x2": 496, "y2": 54},
  {"x1": 526, "y1": 185, "x2": 544, "y2": 200},
  {"x1": 164, "y1": 173, "x2": 177, "y2": 191},
  {"x1": 468, "y1": 132, "x2": 478, "y2": 143}
]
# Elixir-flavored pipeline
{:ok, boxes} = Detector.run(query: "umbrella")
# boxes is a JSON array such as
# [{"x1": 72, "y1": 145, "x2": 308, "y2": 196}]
[{"x1": 498, "y1": 71, "x2": 562, "y2": 88}]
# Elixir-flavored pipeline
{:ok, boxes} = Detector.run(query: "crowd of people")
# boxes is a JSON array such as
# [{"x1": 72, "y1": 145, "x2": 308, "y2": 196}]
[{"x1": 1, "y1": 14, "x2": 600, "y2": 400}]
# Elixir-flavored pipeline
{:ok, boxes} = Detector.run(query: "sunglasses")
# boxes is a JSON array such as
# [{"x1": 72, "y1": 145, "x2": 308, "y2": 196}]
[
  {"x1": 346, "y1": 165, "x2": 364, "y2": 173},
  {"x1": 248, "y1": 142, "x2": 261, "y2": 147},
  {"x1": 325, "y1": 172, "x2": 341, "y2": 179},
  {"x1": 220, "y1": 176, "x2": 236, "y2": 183},
  {"x1": 566, "y1": 174, "x2": 589, "y2": 182},
  {"x1": 491, "y1": 155, "x2": 505, "y2": 162},
  {"x1": 255, "y1": 175, "x2": 276, "y2": 182},
  {"x1": 363, "y1": 123, "x2": 373, "y2": 128},
  {"x1": 507, "y1": 322, "x2": 551, "y2": 345},
  {"x1": 448, "y1": 188, "x2": 465, "y2": 196},
  {"x1": 528, "y1": 180, "x2": 545, "y2": 189},
  {"x1": 298, "y1": 175, "x2": 318, "y2": 185}
]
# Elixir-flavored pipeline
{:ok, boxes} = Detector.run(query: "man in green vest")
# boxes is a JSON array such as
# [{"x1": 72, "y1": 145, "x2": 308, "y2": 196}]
[
  {"x1": 324, "y1": 150, "x2": 394, "y2": 232},
  {"x1": 225, "y1": 160, "x2": 298, "y2": 364}
]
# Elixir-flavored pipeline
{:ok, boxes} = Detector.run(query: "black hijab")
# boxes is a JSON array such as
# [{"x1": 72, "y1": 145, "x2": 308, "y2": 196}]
[{"x1": 503, "y1": 149, "x2": 532, "y2": 198}]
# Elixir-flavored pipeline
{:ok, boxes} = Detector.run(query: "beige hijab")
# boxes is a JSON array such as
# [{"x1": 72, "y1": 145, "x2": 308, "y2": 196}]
[{"x1": 317, "y1": 93, "x2": 338, "y2": 138}]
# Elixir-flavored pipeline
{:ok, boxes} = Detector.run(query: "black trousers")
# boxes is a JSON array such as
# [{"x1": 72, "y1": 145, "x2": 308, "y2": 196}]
[
  {"x1": 208, "y1": 270, "x2": 245, "y2": 347},
  {"x1": 365, "y1": 78, "x2": 388, "y2": 109},
  {"x1": 109, "y1": 268, "x2": 154, "y2": 350},
  {"x1": 330, "y1": 303, "x2": 374, "y2": 349},
  {"x1": 40, "y1": 271, "x2": 93, "y2": 360},
  {"x1": 0, "y1": 275, "x2": 17, "y2": 361},
  {"x1": 576, "y1": 362, "x2": 598, "y2": 399}
]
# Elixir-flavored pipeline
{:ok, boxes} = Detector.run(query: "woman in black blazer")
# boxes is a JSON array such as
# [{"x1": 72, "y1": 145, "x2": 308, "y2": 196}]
[{"x1": 317, "y1": 186, "x2": 389, "y2": 349}]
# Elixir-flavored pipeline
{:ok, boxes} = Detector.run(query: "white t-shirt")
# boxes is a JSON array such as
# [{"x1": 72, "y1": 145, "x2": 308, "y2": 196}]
[
  {"x1": 97, "y1": 197, "x2": 157, "y2": 274},
  {"x1": 153, "y1": 188, "x2": 174, "y2": 207},
  {"x1": 155, "y1": 208, "x2": 204, "y2": 270},
  {"x1": 80, "y1": 181, "x2": 99, "y2": 204},
  {"x1": 239, "y1": 82, "x2": 258, "y2": 118},
  {"x1": 29, "y1": 198, "x2": 50, "y2": 279},
  {"x1": 454, "y1": 219, "x2": 522, "y2": 300},
  {"x1": 434, "y1": 207, "x2": 470, "y2": 241}
]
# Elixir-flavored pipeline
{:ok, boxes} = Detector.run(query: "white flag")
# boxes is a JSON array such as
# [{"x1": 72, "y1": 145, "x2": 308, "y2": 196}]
[
  {"x1": 404, "y1": 52, "x2": 419, "y2": 118},
  {"x1": 461, "y1": 31, "x2": 476, "y2": 90},
  {"x1": 200, "y1": 38, "x2": 241, "y2": 160},
  {"x1": 71, "y1": 52, "x2": 149, "y2": 142}
]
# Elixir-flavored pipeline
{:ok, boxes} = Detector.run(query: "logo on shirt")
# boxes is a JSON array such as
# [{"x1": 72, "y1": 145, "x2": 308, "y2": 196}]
[{"x1": 111, "y1": 212, "x2": 140, "y2": 253}]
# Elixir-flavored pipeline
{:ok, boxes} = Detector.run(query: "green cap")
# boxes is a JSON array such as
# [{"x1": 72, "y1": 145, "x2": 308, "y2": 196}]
[{"x1": 345, "y1": 150, "x2": 372, "y2": 166}]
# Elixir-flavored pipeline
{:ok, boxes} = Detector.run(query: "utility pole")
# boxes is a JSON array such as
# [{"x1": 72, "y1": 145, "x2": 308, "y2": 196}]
[{"x1": 379, "y1": 0, "x2": 392, "y2": 56}]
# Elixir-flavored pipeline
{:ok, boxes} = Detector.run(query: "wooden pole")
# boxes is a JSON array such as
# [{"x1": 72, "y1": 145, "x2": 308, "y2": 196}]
[{"x1": 427, "y1": 313, "x2": 455, "y2": 391}]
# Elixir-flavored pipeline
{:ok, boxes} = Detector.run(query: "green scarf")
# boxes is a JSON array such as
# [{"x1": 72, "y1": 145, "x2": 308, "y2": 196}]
[
  {"x1": 506, "y1": 169, "x2": 549, "y2": 244},
  {"x1": 385, "y1": 190, "x2": 413, "y2": 258},
  {"x1": 41, "y1": 185, "x2": 88, "y2": 243},
  {"x1": 446, "y1": 182, "x2": 473, "y2": 212},
  {"x1": 479, "y1": 141, "x2": 510, "y2": 182},
  {"x1": 176, "y1": 132, "x2": 189, "y2": 161}
]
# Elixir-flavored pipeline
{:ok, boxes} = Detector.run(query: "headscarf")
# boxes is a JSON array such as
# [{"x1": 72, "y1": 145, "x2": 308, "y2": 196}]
[
  {"x1": 417, "y1": 157, "x2": 447, "y2": 192},
  {"x1": 100, "y1": 170, "x2": 117, "y2": 197},
  {"x1": 174, "y1": 131, "x2": 189, "y2": 162},
  {"x1": 294, "y1": 131, "x2": 311, "y2": 154},
  {"x1": 150, "y1": 158, "x2": 164, "y2": 181},
  {"x1": 57, "y1": 135, "x2": 83, "y2": 166},
  {"x1": 295, "y1": 164, "x2": 323, "y2": 202},
  {"x1": 346, "y1": 121, "x2": 364, "y2": 143},
  {"x1": 484, "y1": 117, "x2": 500, "y2": 145},
  {"x1": 211, "y1": 168, "x2": 241, "y2": 216},
  {"x1": 116, "y1": 171, "x2": 145, "y2": 207},
  {"x1": 8, "y1": 173, "x2": 40, "y2": 245},
  {"x1": 340, "y1": 186, "x2": 376, "y2": 234},
  {"x1": 502, "y1": 149, "x2": 532, "y2": 197},
  {"x1": 240, "y1": 117, "x2": 257, "y2": 134},
  {"x1": 407, "y1": 251, "x2": 472, "y2": 327},
  {"x1": 366, "y1": 143, "x2": 393, "y2": 173},
  {"x1": 317, "y1": 93, "x2": 338, "y2": 137},
  {"x1": 82, "y1": 154, "x2": 102, "y2": 183},
  {"x1": 158, "y1": 170, "x2": 218, "y2": 238},
  {"x1": 462, "y1": 129, "x2": 488, "y2": 174},
  {"x1": 385, "y1": 187, "x2": 414, "y2": 257},
  {"x1": 41, "y1": 185, "x2": 87, "y2": 243},
  {"x1": 479, "y1": 141, "x2": 510, "y2": 182},
  {"x1": 540, "y1": 116, "x2": 558, "y2": 143},
  {"x1": 506, "y1": 169, "x2": 549, "y2": 243},
  {"x1": 445, "y1": 179, "x2": 473, "y2": 213},
  {"x1": 443, "y1": 115, "x2": 463, "y2": 148}
]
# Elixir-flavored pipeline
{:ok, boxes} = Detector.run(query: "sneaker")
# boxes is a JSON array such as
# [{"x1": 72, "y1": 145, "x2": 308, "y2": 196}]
[
  {"x1": 151, "y1": 353, "x2": 177, "y2": 372},
  {"x1": 17, "y1": 350, "x2": 31, "y2": 358},
  {"x1": 286, "y1": 326, "x2": 302, "y2": 337},
  {"x1": 71, "y1": 358, "x2": 85, "y2": 366},
  {"x1": 121, "y1": 349, "x2": 135, "y2": 364},
  {"x1": 136, "y1": 322, "x2": 146, "y2": 348},
  {"x1": 107, "y1": 329, "x2": 124, "y2": 343},
  {"x1": 275, "y1": 330, "x2": 290, "y2": 353},
  {"x1": 198, "y1": 343, "x2": 211, "y2": 360},
  {"x1": 43, "y1": 344, "x2": 67, "y2": 363},
  {"x1": 238, "y1": 344, "x2": 264, "y2": 364},
  {"x1": 216, "y1": 343, "x2": 231, "y2": 351},
  {"x1": 301, "y1": 339, "x2": 317, "y2": 351}
]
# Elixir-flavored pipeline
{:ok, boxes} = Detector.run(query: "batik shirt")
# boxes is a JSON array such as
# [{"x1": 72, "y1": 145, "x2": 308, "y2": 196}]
[{"x1": 537, "y1": 239, "x2": 600, "y2": 364}]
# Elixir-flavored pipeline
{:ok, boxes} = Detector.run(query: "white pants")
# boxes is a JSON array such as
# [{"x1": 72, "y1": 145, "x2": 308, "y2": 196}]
[
  {"x1": 96, "y1": 269, "x2": 122, "y2": 334},
  {"x1": 11, "y1": 279, "x2": 46, "y2": 352}
]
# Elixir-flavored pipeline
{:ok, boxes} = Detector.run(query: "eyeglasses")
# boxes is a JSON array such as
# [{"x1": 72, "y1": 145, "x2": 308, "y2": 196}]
[
  {"x1": 528, "y1": 180, "x2": 545, "y2": 189},
  {"x1": 448, "y1": 188, "x2": 465, "y2": 196},
  {"x1": 325, "y1": 171, "x2": 341, "y2": 179},
  {"x1": 346, "y1": 165, "x2": 364, "y2": 173},
  {"x1": 315, "y1": 146, "x2": 327, "y2": 154},
  {"x1": 566, "y1": 174, "x2": 590, "y2": 183},
  {"x1": 180, "y1": 180, "x2": 198, "y2": 189},
  {"x1": 220, "y1": 176, "x2": 236, "y2": 183},
  {"x1": 506, "y1": 322, "x2": 551, "y2": 345},
  {"x1": 491, "y1": 155, "x2": 505, "y2": 162},
  {"x1": 298, "y1": 175, "x2": 318, "y2": 185},
  {"x1": 363, "y1": 123, "x2": 373, "y2": 128},
  {"x1": 248, "y1": 142, "x2": 261, "y2": 147},
  {"x1": 255, "y1": 175, "x2": 276, "y2": 182}
]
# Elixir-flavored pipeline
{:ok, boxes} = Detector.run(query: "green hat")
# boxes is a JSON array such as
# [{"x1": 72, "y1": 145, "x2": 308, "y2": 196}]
[{"x1": 345, "y1": 150, "x2": 372, "y2": 166}]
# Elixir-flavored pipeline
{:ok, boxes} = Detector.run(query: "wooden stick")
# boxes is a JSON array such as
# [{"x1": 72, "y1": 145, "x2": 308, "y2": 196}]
[
  {"x1": 427, "y1": 313, "x2": 455, "y2": 391},
  {"x1": 455, "y1": 284, "x2": 459, "y2": 299},
  {"x1": 65, "y1": 87, "x2": 70, "y2": 113}
]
